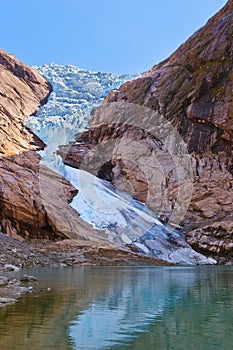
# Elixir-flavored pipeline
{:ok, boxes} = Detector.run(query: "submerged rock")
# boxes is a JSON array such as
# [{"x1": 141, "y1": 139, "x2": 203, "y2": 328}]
[
  {"x1": 0, "y1": 297, "x2": 16, "y2": 304},
  {"x1": 0, "y1": 272, "x2": 37, "y2": 307},
  {"x1": 20, "y1": 275, "x2": 38, "y2": 282},
  {"x1": 0, "y1": 276, "x2": 8, "y2": 286},
  {"x1": 4, "y1": 264, "x2": 20, "y2": 272}
]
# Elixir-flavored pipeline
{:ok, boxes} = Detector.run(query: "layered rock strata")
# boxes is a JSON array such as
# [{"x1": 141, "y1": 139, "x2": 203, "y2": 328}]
[{"x1": 0, "y1": 50, "x2": 102, "y2": 241}]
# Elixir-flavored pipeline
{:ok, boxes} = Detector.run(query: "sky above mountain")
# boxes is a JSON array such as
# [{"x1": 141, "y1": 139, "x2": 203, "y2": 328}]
[{"x1": 1, "y1": 0, "x2": 227, "y2": 73}]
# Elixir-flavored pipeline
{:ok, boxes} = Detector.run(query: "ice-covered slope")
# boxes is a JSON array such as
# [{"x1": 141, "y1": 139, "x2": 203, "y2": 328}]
[
  {"x1": 65, "y1": 166, "x2": 214, "y2": 264},
  {"x1": 25, "y1": 64, "x2": 133, "y2": 149},
  {"x1": 25, "y1": 64, "x2": 215, "y2": 265},
  {"x1": 25, "y1": 64, "x2": 133, "y2": 173}
]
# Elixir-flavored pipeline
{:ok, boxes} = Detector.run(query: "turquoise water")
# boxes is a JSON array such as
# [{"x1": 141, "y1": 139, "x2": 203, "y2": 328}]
[{"x1": 0, "y1": 266, "x2": 233, "y2": 350}]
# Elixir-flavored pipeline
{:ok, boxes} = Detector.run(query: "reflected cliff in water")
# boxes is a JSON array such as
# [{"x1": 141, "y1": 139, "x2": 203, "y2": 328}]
[{"x1": 0, "y1": 267, "x2": 233, "y2": 350}]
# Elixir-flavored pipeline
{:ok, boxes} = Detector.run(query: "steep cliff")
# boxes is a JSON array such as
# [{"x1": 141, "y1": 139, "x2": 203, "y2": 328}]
[
  {"x1": 0, "y1": 49, "x2": 50, "y2": 155},
  {"x1": 61, "y1": 1, "x2": 233, "y2": 259},
  {"x1": 0, "y1": 50, "x2": 132, "y2": 249},
  {"x1": 0, "y1": 50, "x2": 94, "y2": 240},
  {"x1": 0, "y1": 50, "x2": 50, "y2": 238}
]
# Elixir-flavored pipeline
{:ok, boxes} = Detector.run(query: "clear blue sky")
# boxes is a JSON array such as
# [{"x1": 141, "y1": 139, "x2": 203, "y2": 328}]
[{"x1": 0, "y1": 0, "x2": 227, "y2": 73}]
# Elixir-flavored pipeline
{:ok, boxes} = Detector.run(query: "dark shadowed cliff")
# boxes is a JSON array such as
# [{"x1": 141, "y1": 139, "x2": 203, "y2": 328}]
[{"x1": 61, "y1": 0, "x2": 233, "y2": 259}]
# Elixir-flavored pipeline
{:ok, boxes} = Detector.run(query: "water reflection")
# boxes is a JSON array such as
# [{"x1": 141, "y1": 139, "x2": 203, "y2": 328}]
[
  {"x1": 69, "y1": 267, "x2": 197, "y2": 349},
  {"x1": 0, "y1": 267, "x2": 233, "y2": 350}
]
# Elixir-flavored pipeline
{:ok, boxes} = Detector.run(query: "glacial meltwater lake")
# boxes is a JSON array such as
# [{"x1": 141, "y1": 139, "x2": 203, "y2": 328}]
[{"x1": 0, "y1": 266, "x2": 233, "y2": 350}]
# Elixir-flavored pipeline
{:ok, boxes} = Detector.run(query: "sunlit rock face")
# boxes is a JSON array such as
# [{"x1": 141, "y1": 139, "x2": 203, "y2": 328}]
[
  {"x1": 0, "y1": 53, "x2": 99, "y2": 242},
  {"x1": 0, "y1": 50, "x2": 55, "y2": 239},
  {"x1": 61, "y1": 1, "x2": 233, "y2": 259},
  {"x1": 0, "y1": 49, "x2": 51, "y2": 156}
]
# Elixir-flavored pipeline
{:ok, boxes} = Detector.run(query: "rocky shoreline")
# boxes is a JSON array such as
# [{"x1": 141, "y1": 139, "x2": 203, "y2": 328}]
[
  {"x1": 0, "y1": 232, "x2": 53, "y2": 306},
  {"x1": 0, "y1": 232, "x2": 177, "y2": 306},
  {"x1": 1, "y1": 230, "x2": 233, "y2": 306}
]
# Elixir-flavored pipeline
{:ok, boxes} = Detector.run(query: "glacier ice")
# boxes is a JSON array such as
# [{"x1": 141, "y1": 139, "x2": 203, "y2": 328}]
[
  {"x1": 25, "y1": 63, "x2": 135, "y2": 174},
  {"x1": 26, "y1": 63, "x2": 215, "y2": 265}
]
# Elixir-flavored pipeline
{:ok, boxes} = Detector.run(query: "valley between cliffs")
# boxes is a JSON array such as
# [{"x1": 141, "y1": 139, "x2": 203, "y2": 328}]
[
  {"x1": 61, "y1": 0, "x2": 233, "y2": 262},
  {"x1": 1, "y1": 1, "x2": 233, "y2": 307},
  {"x1": 0, "y1": 50, "x2": 174, "y2": 304}
]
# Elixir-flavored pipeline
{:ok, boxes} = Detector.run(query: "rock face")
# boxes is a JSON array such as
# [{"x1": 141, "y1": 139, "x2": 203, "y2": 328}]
[
  {"x1": 0, "y1": 50, "x2": 99, "y2": 241},
  {"x1": 0, "y1": 49, "x2": 126, "y2": 247},
  {"x1": 0, "y1": 151, "x2": 80, "y2": 239},
  {"x1": 0, "y1": 49, "x2": 50, "y2": 155},
  {"x1": 61, "y1": 1, "x2": 233, "y2": 258},
  {"x1": 0, "y1": 50, "x2": 52, "y2": 238}
]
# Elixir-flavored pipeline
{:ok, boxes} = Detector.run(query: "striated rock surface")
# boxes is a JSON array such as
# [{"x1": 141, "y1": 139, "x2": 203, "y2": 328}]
[
  {"x1": 0, "y1": 49, "x2": 51, "y2": 238},
  {"x1": 0, "y1": 151, "x2": 81, "y2": 239},
  {"x1": 62, "y1": 1, "x2": 233, "y2": 259},
  {"x1": 0, "y1": 49, "x2": 51, "y2": 155},
  {"x1": 0, "y1": 50, "x2": 102, "y2": 241}
]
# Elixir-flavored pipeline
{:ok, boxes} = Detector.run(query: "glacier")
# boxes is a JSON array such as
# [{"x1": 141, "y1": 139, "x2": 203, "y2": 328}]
[
  {"x1": 25, "y1": 63, "x2": 134, "y2": 174},
  {"x1": 25, "y1": 63, "x2": 215, "y2": 265}
]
